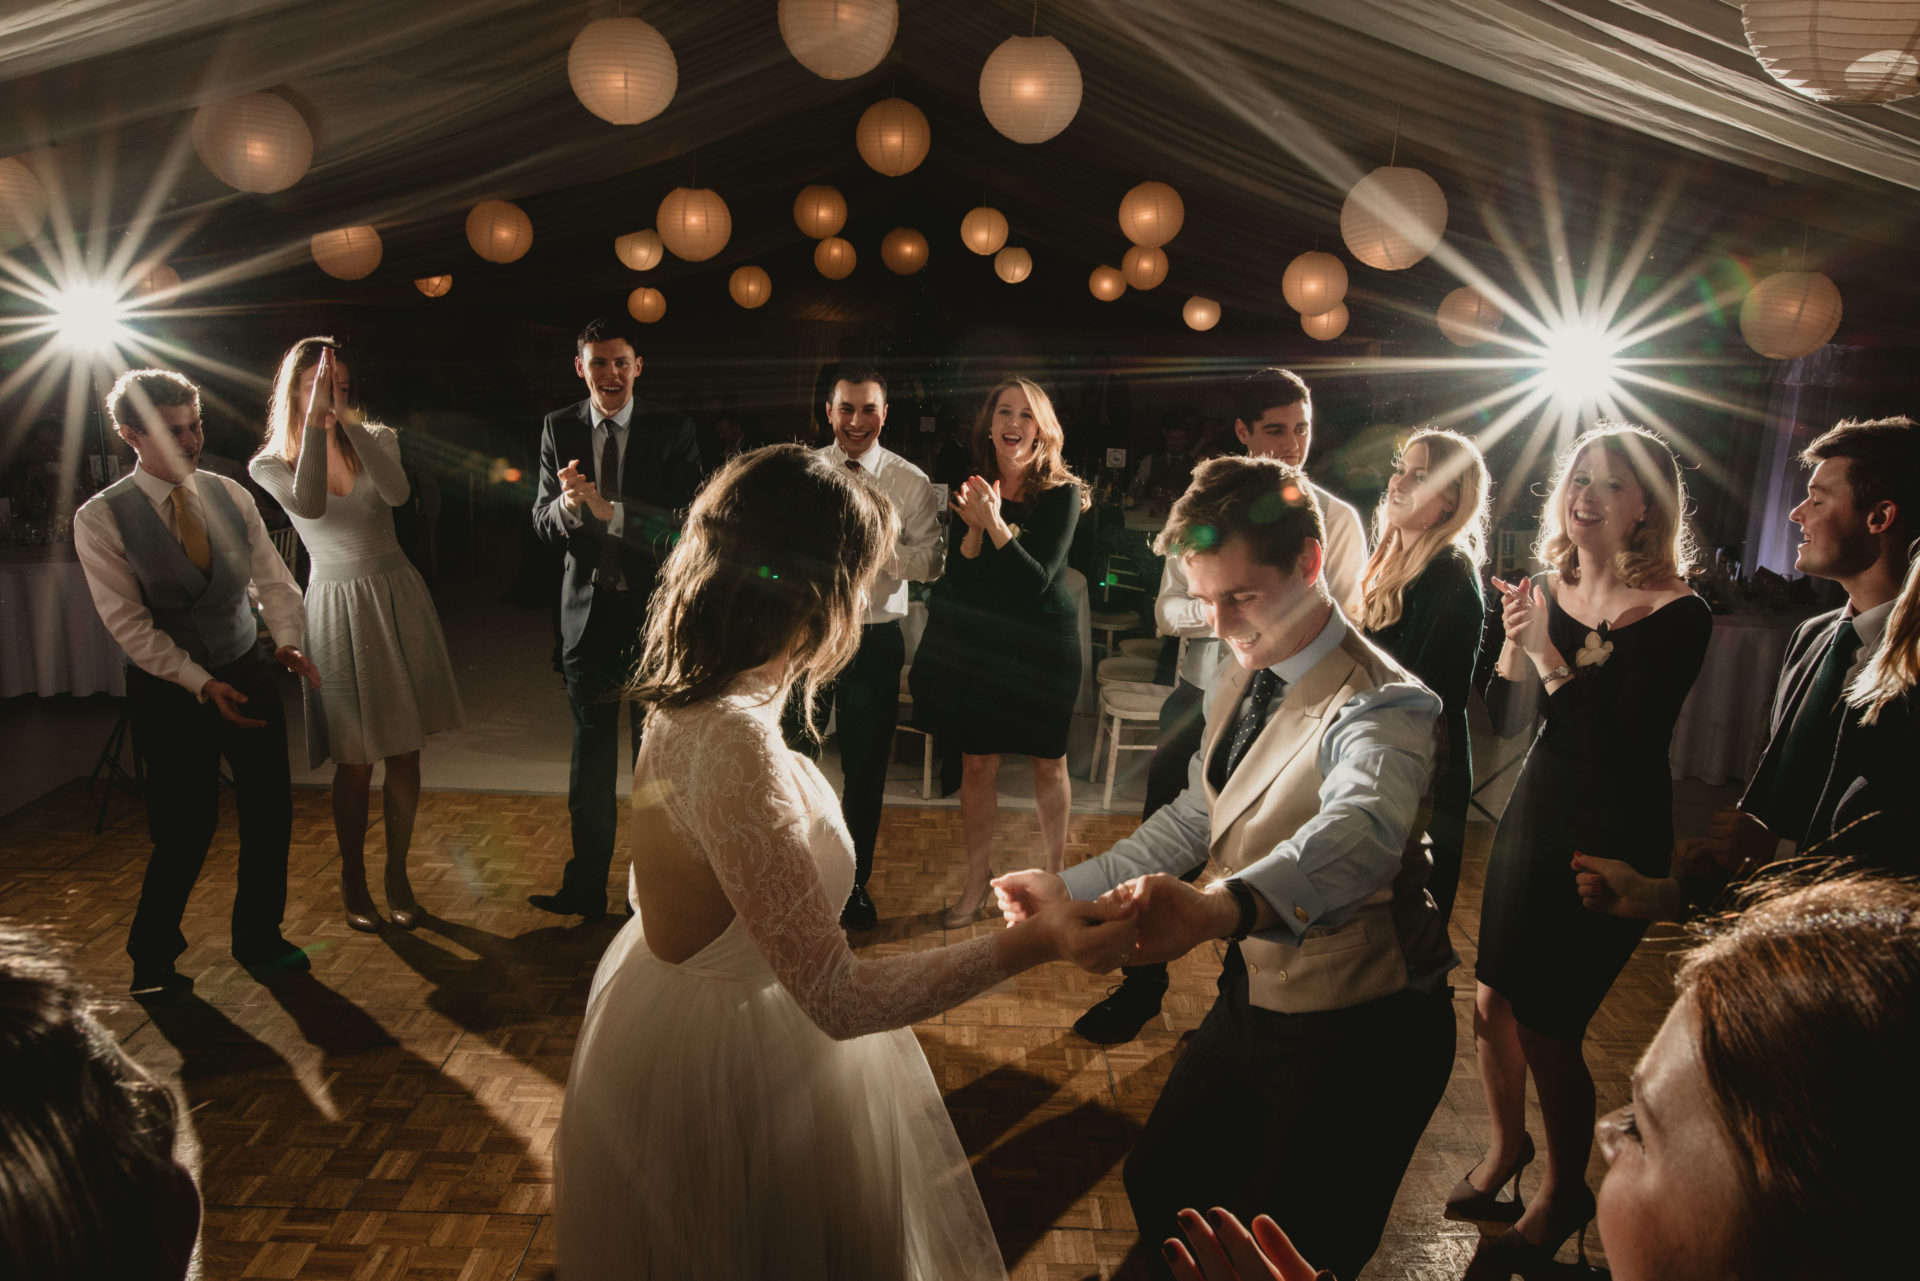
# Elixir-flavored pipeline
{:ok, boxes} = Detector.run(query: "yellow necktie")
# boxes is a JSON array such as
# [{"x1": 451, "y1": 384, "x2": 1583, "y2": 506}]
[{"x1": 170, "y1": 486, "x2": 212, "y2": 574}]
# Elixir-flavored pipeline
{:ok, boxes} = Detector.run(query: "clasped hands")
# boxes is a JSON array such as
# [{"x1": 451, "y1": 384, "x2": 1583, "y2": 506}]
[
  {"x1": 1570, "y1": 806, "x2": 1772, "y2": 922},
  {"x1": 949, "y1": 475, "x2": 1008, "y2": 537},
  {"x1": 995, "y1": 869, "x2": 1234, "y2": 973},
  {"x1": 301, "y1": 348, "x2": 349, "y2": 436},
  {"x1": 557, "y1": 458, "x2": 616, "y2": 523}
]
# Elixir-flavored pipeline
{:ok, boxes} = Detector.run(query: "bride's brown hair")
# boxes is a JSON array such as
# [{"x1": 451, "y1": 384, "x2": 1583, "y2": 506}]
[{"x1": 626, "y1": 444, "x2": 895, "y2": 734}]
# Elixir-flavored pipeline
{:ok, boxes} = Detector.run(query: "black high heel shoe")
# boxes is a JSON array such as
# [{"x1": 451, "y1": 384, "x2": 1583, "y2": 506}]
[
  {"x1": 1445, "y1": 1133, "x2": 1535, "y2": 1226},
  {"x1": 1463, "y1": 1183, "x2": 1597, "y2": 1280}
]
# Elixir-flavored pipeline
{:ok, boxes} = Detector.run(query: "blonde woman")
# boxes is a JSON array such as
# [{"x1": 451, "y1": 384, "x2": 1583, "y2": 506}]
[{"x1": 249, "y1": 339, "x2": 464, "y2": 931}]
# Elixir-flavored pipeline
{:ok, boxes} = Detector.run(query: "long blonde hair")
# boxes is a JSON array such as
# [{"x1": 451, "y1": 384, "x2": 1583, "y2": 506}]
[
  {"x1": 259, "y1": 336, "x2": 362, "y2": 476},
  {"x1": 972, "y1": 378, "x2": 1091, "y2": 511},
  {"x1": 1361, "y1": 428, "x2": 1489, "y2": 632},
  {"x1": 1535, "y1": 421, "x2": 1695, "y2": 587},
  {"x1": 1848, "y1": 550, "x2": 1920, "y2": 724}
]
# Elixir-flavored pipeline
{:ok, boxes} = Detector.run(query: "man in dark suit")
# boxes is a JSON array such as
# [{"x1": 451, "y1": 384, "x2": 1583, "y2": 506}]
[{"x1": 528, "y1": 318, "x2": 703, "y2": 919}]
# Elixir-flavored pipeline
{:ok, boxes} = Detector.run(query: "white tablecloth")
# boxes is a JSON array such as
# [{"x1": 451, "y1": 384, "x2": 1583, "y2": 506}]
[
  {"x1": 1669, "y1": 612, "x2": 1803, "y2": 786},
  {"x1": 0, "y1": 547, "x2": 126, "y2": 697}
]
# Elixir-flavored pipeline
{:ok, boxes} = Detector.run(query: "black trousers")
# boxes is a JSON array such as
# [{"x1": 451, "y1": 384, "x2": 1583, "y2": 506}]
[
  {"x1": 125, "y1": 650, "x2": 293, "y2": 969},
  {"x1": 832, "y1": 621, "x2": 904, "y2": 887},
  {"x1": 559, "y1": 590, "x2": 646, "y2": 912},
  {"x1": 1123, "y1": 948, "x2": 1456, "y2": 1280},
  {"x1": 1115, "y1": 677, "x2": 1210, "y2": 992}
]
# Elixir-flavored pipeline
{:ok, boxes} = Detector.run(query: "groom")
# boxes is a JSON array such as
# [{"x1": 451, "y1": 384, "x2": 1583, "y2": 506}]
[{"x1": 998, "y1": 455, "x2": 1455, "y2": 1280}]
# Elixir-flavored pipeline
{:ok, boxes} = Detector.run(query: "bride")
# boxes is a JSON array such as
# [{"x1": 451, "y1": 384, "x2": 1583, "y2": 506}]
[{"x1": 555, "y1": 444, "x2": 1139, "y2": 1279}]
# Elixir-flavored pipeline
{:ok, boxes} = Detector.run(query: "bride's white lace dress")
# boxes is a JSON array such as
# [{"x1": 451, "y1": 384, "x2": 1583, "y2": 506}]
[{"x1": 555, "y1": 684, "x2": 1010, "y2": 1279}]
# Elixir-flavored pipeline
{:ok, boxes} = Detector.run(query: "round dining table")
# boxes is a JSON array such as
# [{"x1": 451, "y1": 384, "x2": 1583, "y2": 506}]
[{"x1": 0, "y1": 545, "x2": 126, "y2": 697}]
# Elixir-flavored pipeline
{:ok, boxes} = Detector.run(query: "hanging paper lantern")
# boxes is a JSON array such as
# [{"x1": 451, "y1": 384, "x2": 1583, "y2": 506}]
[
  {"x1": 567, "y1": 17, "x2": 677, "y2": 124},
  {"x1": 1437, "y1": 286, "x2": 1504, "y2": 346},
  {"x1": 130, "y1": 263, "x2": 181, "y2": 298},
  {"x1": 628, "y1": 286, "x2": 667, "y2": 323},
  {"x1": 793, "y1": 185, "x2": 847, "y2": 239},
  {"x1": 1281, "y1": 251, "x2": 1348, "y2": 317},
  {"x1": 994, "y1": 246, "x2": 1033, "y2": 283},
  {"x1": 1118, "y1": 180, "x2": 1185, "y2": 248},
  {"x1": 960, "y1": 207, "x2": 1009, "y2": 255},
  {"x1": 191, "y1": 92, "x2": 313, "y2": 194},
  {"x1": 978, "y1": 35, "x2": 1083, "y2": 144},
  {"x1": 614, "y1": 229, "x2": 664, "y2": 271},
  {"x1": 1302, "y1": 303, "x2": 1349, "y2": 341},
  {"x1": 779, "y1": 0, "x2": 897, "y2": 80},
  {"x1": 729, "y1": 265, "x2": 772, "y2": 309},
  {"x1": 1122, "y1": 244, "x2": 1168, "y2": 290},
  {"x1": 0, "y1": 156, "x2": 50, "y2": 251},
  {"x1": 414, "y1": 275, "x2": 452, "y2": 298},
  {"x1": 657, "y1": 187, "x2": 731, "y2": 262},
  {"x1": 1341, "y1": 167, "x2": 1448, "y2": 270},
  {"x1": 466, "y1": 200, "x2": 533, "y2": 263},
  {"x1": 1740, "y1": 270, "x2": 1844, "y2": 359},
  {"x1": 1182, "y1": 296, "x2": 1221, "y2": 331},
  {"x1": 1742, "y1": 2, "x2": 1920, "y2": 104},
  {"x1": 881, "y1": 227, "x2": 929, "y2": 275},
  {"x1": 856, "y1": 98, "x2": 930, "y2": 176},
  {"x1": 815, "y1": 236, "x2": 857, "y2": 280},
  {"x1": 309, "y1": 226, "x2": 383, "y2": 280},
  {"x1": 1089, "y1": 265, "x2": 1126, "y2": 301}
]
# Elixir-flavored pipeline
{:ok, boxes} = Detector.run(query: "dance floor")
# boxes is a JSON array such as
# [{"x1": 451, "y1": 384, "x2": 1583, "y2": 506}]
[{"x1": 0, "y1": 780, "x2": 1694, "y2": 1278}]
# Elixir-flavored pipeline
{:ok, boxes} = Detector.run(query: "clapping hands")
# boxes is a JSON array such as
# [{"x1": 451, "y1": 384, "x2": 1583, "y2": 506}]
[
  {"x1": 557, "y1": 458, "x2": 615, "y2": 522},
  {"x1": 949, "y1": 475, "x2": 1004, "y2": 534},
  {"x1": 1493, "y1": 575, "x2": 1549, "y2": 661}
]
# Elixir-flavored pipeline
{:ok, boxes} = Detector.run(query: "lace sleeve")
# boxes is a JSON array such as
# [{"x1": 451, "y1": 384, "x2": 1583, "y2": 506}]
[{"x1": 651, "y1": 701, "x2": 1010, "y2": 1040}]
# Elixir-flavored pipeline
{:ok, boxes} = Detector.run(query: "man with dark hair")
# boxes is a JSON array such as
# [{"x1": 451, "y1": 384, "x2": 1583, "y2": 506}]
[
  {"x1": 528, "y1": 319, "x2": 704, "y2": 919},
  {"x1": 1000, "y1": 455, "x2": 1453, "y2": 1279},
  {"x1": 74, "y1": 369, "x2": 318, "y2": 997}
]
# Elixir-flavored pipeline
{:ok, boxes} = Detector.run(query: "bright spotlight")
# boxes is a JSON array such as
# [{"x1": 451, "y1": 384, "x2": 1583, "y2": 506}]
[
  {"x1": 49, "y1": 282, "x2": 132, "y2": 353},
  {"x1": 1540, "y1": 322, "x2": 1621, "y2": 406}
]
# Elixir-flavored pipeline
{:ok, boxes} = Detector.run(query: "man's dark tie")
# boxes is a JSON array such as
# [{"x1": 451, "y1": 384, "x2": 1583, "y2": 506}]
[
  {"x1": 847, "y1": 459, "x2": 862, "y2": 473},
  {"x1": 1210, "y1": 669, "x2": 1282, "y2": 791},
  {"x1": 594, "y1": 428, "x2": 624, "y2": 589},
  {"x1": 1770, "y1": 618, "x2": 1864, "y2": 841}
]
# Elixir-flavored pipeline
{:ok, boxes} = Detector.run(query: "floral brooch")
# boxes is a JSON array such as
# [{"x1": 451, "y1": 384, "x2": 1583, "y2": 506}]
[{"x1": 1574, "y1": 628, "x2": 1614, "y2": 670}]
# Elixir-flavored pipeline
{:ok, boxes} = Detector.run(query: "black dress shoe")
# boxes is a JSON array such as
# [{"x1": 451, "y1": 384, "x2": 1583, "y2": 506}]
[
  {"x1": 232, "y1": 937, "x2": 312, "y2": 978},
  {"x1": 841, "y1": 885, "x2": 878, "y2": 931},
  {"x1": 1072, "y1": 977, "x2": 1169, "y2": 1045},
  {"x1": 129, "y1": 968, "x2": 194, "y2": 1001},
  {"x1": 528, "y1": 891, "x2": 606, "y2": 921}
]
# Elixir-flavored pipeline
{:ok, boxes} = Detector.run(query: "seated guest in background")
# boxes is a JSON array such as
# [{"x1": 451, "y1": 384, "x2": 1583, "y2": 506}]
[
  {"x1": 74, "y1": 369, "x2": 318, "y2": 998},
  {"x1": 999, "y1": 455, "x2": 1453, "y2": 1281},
  {"x1": 1128, "y1": 415, "x2": 1202, "y2": 506},
  {"x1": 250, "y1": 338, "x2": 467, "y2": 932},
  {"x1": 1232, "y1": 368, "x2": 1366, "y2": 619}
]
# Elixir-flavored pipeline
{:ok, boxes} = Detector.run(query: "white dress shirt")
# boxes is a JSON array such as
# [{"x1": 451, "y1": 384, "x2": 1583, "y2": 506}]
[{"x1": 820, "y1": 441, "x2": 945, "y2": 623}]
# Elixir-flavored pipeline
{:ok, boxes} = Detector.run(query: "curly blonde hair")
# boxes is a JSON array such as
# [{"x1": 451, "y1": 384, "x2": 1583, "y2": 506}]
[
  {"x1": 972, "y1": 378, "x2": 1091, "y2": 512},
  {"x1": 1361, "y1": 428, "x2": 1490, "y2": 632},
  {"x1": 1535, "y1": 421, "x2": 1695, "y2": 587}
]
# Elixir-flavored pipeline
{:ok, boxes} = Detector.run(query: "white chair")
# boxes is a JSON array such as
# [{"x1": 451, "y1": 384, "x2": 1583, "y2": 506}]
[
  {"x1": 1117, "y1": 636, "x2": 1162, "y2": 660},
  {"x1": 268, "y1": 525, "x2": 300, "y2": 576},
  {"x1": 1096, "y1": 655, "x2": 1160, "y2": 687},
  {"x1": 1088, "y1": 607, "x2": 1141, "y2": 659},
  {"x1": 1090, "y1": 682, "x2": 1174, "y2": 810},
  {"x1": 892, "y1": 665, "x2": 934, "y2": 800}
]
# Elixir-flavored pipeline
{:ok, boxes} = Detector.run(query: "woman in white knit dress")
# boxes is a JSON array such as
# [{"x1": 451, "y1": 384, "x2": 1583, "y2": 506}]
[{"x1": 249, "y1": 339, "x2": 464, "y2": 930}]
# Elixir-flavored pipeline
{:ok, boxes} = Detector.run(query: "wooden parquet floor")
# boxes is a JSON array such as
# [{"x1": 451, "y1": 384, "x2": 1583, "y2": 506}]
[{"x1": 0, "y1": 781, "x2": 1689, "y2": 1279}]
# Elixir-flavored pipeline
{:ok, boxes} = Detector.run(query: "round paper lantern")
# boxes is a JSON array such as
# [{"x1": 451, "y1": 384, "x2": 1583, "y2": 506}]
[
  {"x1": 1437, "y1": 286, "x2": 1504, "y2": 346},
  {"x1": 793, "y1": 185, "x2": 847, "y2": 239},
  {"x1": 1740, "y1": 270, "x2": 1844, "y2": 359},
  {"x1": 627, "y1": 286, "x2": 667, "y2": 324},
  {"x1": 978, "y1": 35, "x2": 1083, "y2": 144},
  {"x1": 614, "y1": 229, "x2": 664, "y2": 271},
  {"x1": 1122, "y1": 244, "x2": 1168, "y2": 290},
  {"x1": 1341, "y1": 166, "x2": 1448, "y2": 270},
  {"x1": 466, "y1": 200, "x2": 533, "y2": 263},
  {"x1": 994, "y1": 246, "x2": 1033, "y2": 283},
  {"x1": 567, "y1": 17, "x2": 677, "y2": 124},
  {"x1": 657, "y1": 187, "x2": 731, "y2": 262},
  {"x1": 191, "y1": 92, "x2": 313, "y2": 194},
  {"x1": 856, "y1": 98, "x2": 930, "y2": 176},
  {"x1": 1742, "y1": 2, "x2": 1920, "y2": 104},
  {"x1": 815, "y1": 236, "x2": 857, "y2": 280},
  {"x1": 1302, "y1": 303, "x2": 1349, "y2": 341},
  {"x1": 130, "y1": 263, "x2": 181, "y2": 298},
  {"x1": 310, "y1": 225, "x2": 383, "y2": 280},
  {"x1": 729, "y1": 265, "x2": 772, "y2": 309},
  {"x1": 960, "y1": 206, "x2": 1009, "y2": 255},
  {"x1": 881, "y1": 227, "x2": 929, "y2": 275},
  {"x1": 1281, "y1": 250, "x2": 1348, "y2": 317},
  {"x1": 414, "y1": 275, "x2": 452, "y2": 298},
  {"x1": 779, "y1": 0, "x2": 897, "y2": 80},
  {"x1": 1182, "y1": 296, "x2": 1221, "y2": 331},
  {"x1": 0, "y1": 156, "x2": 49, "y2": 251},
  {"x1": 1089, "y1": 265, "x2": 1126, "y2": 301},
  {"x1": 1118, "y1": 180, "x2": 1184, "y2": 248}
]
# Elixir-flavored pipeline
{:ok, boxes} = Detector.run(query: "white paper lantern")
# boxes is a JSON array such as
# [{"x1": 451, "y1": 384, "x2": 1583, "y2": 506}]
[
  {"x1": 1742, "y1": 2, "x2": 1920, "y2": 103},
  {"x1": 191, "y1": 92, "x2": 313, "y2": 194},
  {"x1": 1182, "y1": 296, "x2": 1221, "y2": 331},
  {"x1": 730, "y1": 266, "x2": 772, "y2": 309},
  {"x1": 994, "y1": 246, "x2": 1033, "y2": 283},
  {"x1": 568, "y1": 17, "x2": 677, "y2": 124},
  {"x1": 1118, "y1": 180, "x2": 1185, "y2": 248},
  {"x1": 310, "y1": 226, "x2": 383, "y2": 280},
  {"x1": 794, "y1": 185, "x2": 848, "y2": 239},
  {"x1": 1281, "y1": 251, "x2": 1348, "y2": 317},
  {"x1": 881, "y1": 227, "x2": 929, "y2": 275},
  {"x1": 815, "y1": 236, "x2": 857, "y2": 279},
  {"x1": 615, "y1": 229, "x2": 664, "y2": 271},
  {"x1": 1122, "y1": 244, "x2": 1168, "y2": 290},
  {"x1": 466, "y1": 200, "x2": 534, "y2": 263},
  {"x1": 628, "y1": 286, "x2": 667, "y2": 324},
  {"x1": 414, "y1": 275, "x2": 452, "y2": 298},
  {"x1": 0, "y1": 156, "x2": 49, "y2": 251},
  {"x1": 856, "y1": 98, "x2": 930, "y2": 176},
  {"x1": 1740, "y1": 270, "x2": 1844, "y2": 359},
  {"x1": 1089, "y1": 265, "x2": 1126, "y2": 301},
  {"x1": 1341, "y1": 166, "x2": 1448, "y2": 270},
  {"x1": 1437, "y1": 286, "x2": 1504, "y2": 346},
  {"x1": 1302, "y1": 303, "x2": 1349, "y2": 341},
  {"x1": 779, "y1": 0, "x2": 898, "y2": 80},
  {"x1": 960, "y1": 207, "x2": 1009, "y2": 255},
  {"x1": 130, "y1": 263, "x2": 181, "y2": 298},
  {"x1": 979, "y1": 35, "x2": 1083, "y2": 144},
  {"x1": 657, "y1": 187, "x2": 731, "y2": 262}
]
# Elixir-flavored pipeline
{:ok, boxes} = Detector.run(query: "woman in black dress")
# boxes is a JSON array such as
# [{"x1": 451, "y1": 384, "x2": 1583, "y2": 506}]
[
  {"x1": 1358, "y1": 427, "x2": 1490, "y2": 925},
  {"x1": 912, "y1": 378, "x2": 1088, "y2": 927},
  {"x1": 1456, "y1": 424, "x2": 1709, "y2": 1276}
]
